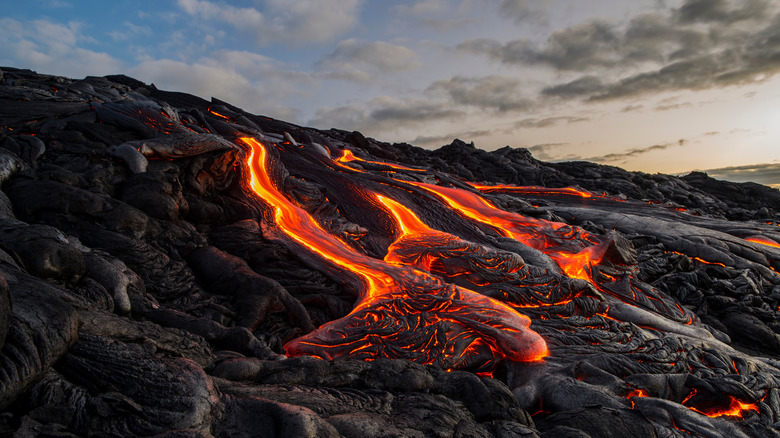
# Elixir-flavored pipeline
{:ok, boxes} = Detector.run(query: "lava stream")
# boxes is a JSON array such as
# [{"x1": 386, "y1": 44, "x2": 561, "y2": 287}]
[
  {"x1": 469, "y1": 183, "x2": 597, "y2": 199},
  {"x1": 405, "y1": 181, "x2": 605, "y2": 281},
  {"x1": 335, "y1": 151, "x2": 606, "y2": 281},
  {"x1": 237, "y1": 136, "x2": 547, "y2": 371},
  {"x1": 745, "y1": 236, "x2": 780, "y2": 249},
  {"x1": 336, "y1": 151, "x2": 692, "y2": 322}
]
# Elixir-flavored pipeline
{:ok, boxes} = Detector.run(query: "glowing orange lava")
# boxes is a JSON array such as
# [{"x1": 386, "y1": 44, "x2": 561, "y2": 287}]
[
  {"x1": 338, "y1": 149, "x2": 426, "y2": 172},
  {"x1": 689, "y1": 396, "x2": 760, "y2": 418},
  {"x1": 376, "y1": 194, "x2": 432, "y2": 237},
  {"x1": 237, "y1": 137, "x2": 548, "y2": 371},
  {"x1": 404, "y1": 181, "x2": 604, "y2": 282},
  {"x1": 627, "y1": 389, "x2": 649, "y2": 398},
  {"x1": 336, "y1": 149, "x2": 603, "y2": 281},
  {"x1": 208, "y1": 108, "x2": 230, "y2": 120},
  {"x1": 470, "y1": 184, "x2": 597, "y2": 199},
  {"x1": 745, "y1": 236, "x2": 780, "y2": 249}
]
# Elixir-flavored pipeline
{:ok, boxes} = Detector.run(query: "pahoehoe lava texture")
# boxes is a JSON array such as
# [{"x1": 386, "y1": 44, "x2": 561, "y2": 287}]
[{"x1": 1, "y1": 66, "x2": 780, "y2": 437}]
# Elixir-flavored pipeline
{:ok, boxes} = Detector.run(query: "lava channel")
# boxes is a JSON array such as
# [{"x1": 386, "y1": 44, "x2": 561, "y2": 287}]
[{"x1": 238, "y1": 136, "x2": 547, "y2": 373}]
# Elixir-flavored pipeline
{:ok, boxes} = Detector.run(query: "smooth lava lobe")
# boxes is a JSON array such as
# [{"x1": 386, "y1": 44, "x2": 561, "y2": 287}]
[{"x1": 238, "y1": 137, "x2": 547, "y2": 372}]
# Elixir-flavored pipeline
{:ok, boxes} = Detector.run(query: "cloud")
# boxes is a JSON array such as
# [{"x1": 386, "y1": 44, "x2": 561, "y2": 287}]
[
  {"x1": 621, "y1": 104, "x2": 645, "y2": 112},
  {"x1": 654, "y1": 101, "x2": 693, "y2": 111},
  {"x1": 109, "y1": 21, "x2": 153, "y2": 42},
  {"x1": 309, "y1": 95, "x2": 464, "y2": 133},
  {"x1": 525, "y1": 142, "x2": 568, "y2": 160},
  {"x1": 264, "y1": 0, "x2": 363, "y2": 45},
  {"x1": 542, "y1": 76, "x2": 604, "y2": 97},
  {"x1": 130, "y1": 57, "x2": 300, "y2": 121},
  {"x1": 675, "y1": 0, "x2": 769, "y2": 23},
  {"x1": 696, "y1": 162, "x2": 780, "y2": 186},
  {"x1": 498, "y1": 0, "x2": 550, "y2": 23},
  {"x1": 514, "y1": 116, "x2": 589, "y2": 129},
  {"x1": 458, "y1": 20, "x2": 621, "y2": 71},
  {"x1": 583, "y1": 139, "x2": 688, "y2": 163},
  {"x1": 426, "y1": 75, "x2": 534, "y2": 112},
  {"x1": 0, "y1": 18, "x2": 122, "y2": 78},
  {"x1": 177, "y1": 0, "x2": 265, "y2": 33},
  {"x1": 584, "y1": 47, "x2": 780, "y2": 101},
  {"x1": 392, "y1": 0, "x2": 479, "y2": 31},
  {"x1": 311, "y1": 73, "x2": 536, "y2": 136},
  {"x1": 204, "y1": 50, "x2": 315, "y2": 95},
  {"x1": 459, "y1": 0, "x2": 780, "y2": 102},
  {"x1": 316, "y1": 39, "x2": 420, "y2": 82},
  {"x1": 393, "y1": 0, "x2": 447, "y2": 17},
  {"x1": 176, "y1": 0, "x2": 362, "y2": 47}
]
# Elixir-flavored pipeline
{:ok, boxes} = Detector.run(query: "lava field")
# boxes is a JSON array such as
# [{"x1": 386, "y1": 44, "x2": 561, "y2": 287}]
[{"x1": 2, "y1": 66, "x2": 780, "y2": 437}]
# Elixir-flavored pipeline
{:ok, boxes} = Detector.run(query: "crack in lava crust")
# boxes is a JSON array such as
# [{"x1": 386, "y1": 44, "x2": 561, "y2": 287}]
[{"x1": 238, "y1": 136, "x2": 547, "y2": 372}]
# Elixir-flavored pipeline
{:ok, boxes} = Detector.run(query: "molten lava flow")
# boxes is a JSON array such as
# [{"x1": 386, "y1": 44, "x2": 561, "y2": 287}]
[
  {"x1": 376, "y1": 195, "x2": 432, "y2": 237},
  {"x1": 627, "y1": 389, "x2": 649, "y2": 398},
  {"x1": 330, "y1": 151, "x2": 690, "y2": 322},
  {"x1": 236, "y1": 136, "x2": 547, "y2": 372},
  {"x1": 208, "y1": 107, "x2": 230, "y2": 120},
  {"x1": 746, "y1": 236, "x2": 780, "y2": 249},
  {"x1": 377, "y1": 193, "x2": 528, "y2": 295},
  {"x1": 470, "y1": 184, "x2": 597, "y2": 199},
  {"x1": 669, "y1": 252, "x2": 727, "y2": 267},
  {"x1": 689, "y1": 396, "x2": 760, "y2": 418},
  {"x1": 403, "y1": 181, "x2": 605, "y2": 282},
  {"x1": 239, "y1": 137, "x2": 396, "y2": 301},
  {"x1": 337, "y1": 149, "x2": 426, "y2": 172},
  {"x1": 680, "y1": 388, "x2": 761, "y2": 418},
  {"x1": 626, "y1": 389, "x2": 649, "y2": 409}
]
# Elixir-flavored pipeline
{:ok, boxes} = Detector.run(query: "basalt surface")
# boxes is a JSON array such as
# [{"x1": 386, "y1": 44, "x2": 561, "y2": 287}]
[{"x1": 1, "y1": 66, "x2": 780, "y2": 437}]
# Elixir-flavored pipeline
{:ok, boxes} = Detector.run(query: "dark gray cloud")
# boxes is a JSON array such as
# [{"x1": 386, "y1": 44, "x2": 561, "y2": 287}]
[
  {"x1": 526, "y1": 142, "x2": 568, "y2": 160},
  {"x1": 621, "y1": 104, "x2": 645, "y2": 112},
  {"x1": 583, "y1": 139, "x2": 688, "y2": 163},
  {"x1": 499, "y1": 0, "x2": 550, "y2": 23},
  {"x1": 426, "y1": 75, "x2": 534, "y2": 112},
  {"x1": 460, "y1": 0, "x2": 780, "y2": 102},
  {"x1": 371, "y1": 99, "x2": 462, "y2": 123},
  {"x1": 654, "y1": 101, "x2": 693, "y2": 111},
  {"x1": 697, "y1": 162, "x2": 780, "y2": 187},
  {"x1": 459, "y1": 20, "x2": 620, "y2": 71},
  {"x1": 311, "y1": 75, "x2": 537, "y2": 136},
  {"x1": 527, "y1": 142, "x2": 567, "y2": 152},
  {"x1": 514, "y1": 116, "x2": 589, "y2": 129},
  {"x1": 675, "y1": 0, "x2": 769, "y2": 23},
  {"x1": 309, "y1": 96, "x2": 465, "y2": 133},
  {"x1": 542, "y1": 76, "x2": 604, "y2": 97}
]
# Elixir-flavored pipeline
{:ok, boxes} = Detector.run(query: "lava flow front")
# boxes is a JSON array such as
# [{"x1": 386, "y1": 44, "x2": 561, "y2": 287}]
[{"x1": 238, "y1": 136, "x2": 547, "y2": 372}]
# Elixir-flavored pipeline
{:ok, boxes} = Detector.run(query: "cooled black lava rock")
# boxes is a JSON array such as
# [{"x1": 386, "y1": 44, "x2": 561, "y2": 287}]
[{"x1": 1, "y1": 66, "x2": 780, "y2": 438}]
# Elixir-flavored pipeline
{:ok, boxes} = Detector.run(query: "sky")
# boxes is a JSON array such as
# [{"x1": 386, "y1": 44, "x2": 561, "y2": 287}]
[{"x1": 1, "y1": 0, "x2": 779, "y2": 188}]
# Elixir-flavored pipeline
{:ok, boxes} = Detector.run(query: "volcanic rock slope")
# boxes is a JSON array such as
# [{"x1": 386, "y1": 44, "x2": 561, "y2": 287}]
[{"x1": 1, "y1": 66, "x2": 780, "y2": 437}]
